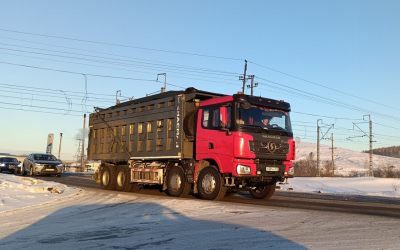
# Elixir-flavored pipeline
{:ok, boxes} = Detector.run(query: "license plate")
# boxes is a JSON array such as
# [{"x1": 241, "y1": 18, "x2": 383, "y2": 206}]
[
  {"x1": 266, "y1": 166, "x2": 280, "y2": 172},
  {"x1": 46, "y1": 169, "x2": 55, "y2": 171}
]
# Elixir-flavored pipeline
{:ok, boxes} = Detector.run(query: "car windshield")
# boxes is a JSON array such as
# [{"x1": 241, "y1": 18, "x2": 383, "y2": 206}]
[
  {"x1": 33, "y1": 154, "x2": 58, "y2": 161},
  {"x1": 1, "y1": 157, "x2": 18, "y2": 163},
  {"x1": 238, "y1": 105, "x2": 292, "y2": 133}
]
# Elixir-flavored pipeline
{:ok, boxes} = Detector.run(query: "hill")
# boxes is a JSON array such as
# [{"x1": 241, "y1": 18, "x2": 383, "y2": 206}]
[{"x1": 296, "y1": 141, "x2": 400, "y2": 176}]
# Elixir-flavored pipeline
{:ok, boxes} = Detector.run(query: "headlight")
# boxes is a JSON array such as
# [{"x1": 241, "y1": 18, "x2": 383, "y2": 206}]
[
  {"x1": 236, "y1": 164, "x2": 251, "y2": 175},
  {"x1": 57, "y1": 164, "x2": 63, "y2": 167},
  {"x1": 0, "y1": 163, "x2": 5, "y2": 167}
]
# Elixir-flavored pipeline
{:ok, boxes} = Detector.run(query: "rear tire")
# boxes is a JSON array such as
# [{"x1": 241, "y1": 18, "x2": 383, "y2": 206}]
[
  {"x1": 166, "y1": 166, "x2": 191, "y2": 197},
  {"x1": 100, "y1": 164, "x2": 116, "y2": 190},
  {"x1": 249, "y1": 183, "x2": 276, "y2": 199},
  {"x1": 116, "y1": 166, "x2": 135, "y2": 192},
  {"x1": 197, "y1": 166, "x2": 226, "y2": 200}
]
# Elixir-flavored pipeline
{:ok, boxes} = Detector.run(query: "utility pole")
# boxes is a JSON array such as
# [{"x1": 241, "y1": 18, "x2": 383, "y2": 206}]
[
  {"x1": 349, "y1": 115, "x2": 374, "y2": 177},
  {"x1": 366, "y1": 114, "x2": 373, "y2": 177},
  {"x1": 157, "y1": 73, "x2": 167, "y2": 93},
  {"x1": 317, "y1": 119, "x2": 321, "y2": 176},
  {"x1": 81, "y1": 114, "x2": 86, "y2": 170},
  {"x1": 316, "y1": 119, "x2": 334, "y2": 176},
  {"x1": 246, "y1": 75, "x2": 258, "y2": 96},
  {"x1": 241, "y1": 60, "x2": 248, "y2": 93},
  {"x1": 329, "y1": 133, "x2": 336, "y2": 176},
  {"x1": 58, "y1": 132, "x2": 63, "y2": 160}
]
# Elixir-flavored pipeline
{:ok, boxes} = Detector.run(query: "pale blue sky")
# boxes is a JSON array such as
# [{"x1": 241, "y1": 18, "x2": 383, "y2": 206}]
[{"x1": 0, "y1": 0, "x2": 399, "y2": 160}]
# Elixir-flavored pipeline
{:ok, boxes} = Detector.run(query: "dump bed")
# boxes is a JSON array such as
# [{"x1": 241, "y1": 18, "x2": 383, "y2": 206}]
[{"x1": 87, "y1": 88, "x2": 223, "y2": 163}]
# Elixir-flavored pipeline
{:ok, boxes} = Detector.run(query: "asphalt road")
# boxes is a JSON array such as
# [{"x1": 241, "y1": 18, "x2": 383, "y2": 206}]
[{"x1": 37, "y1": 173, "x2": 400, "y2": 219}]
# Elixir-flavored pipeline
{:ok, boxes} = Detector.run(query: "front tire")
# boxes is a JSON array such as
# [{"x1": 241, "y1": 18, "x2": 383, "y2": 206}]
[
  {"x1": 197, "y1": 166, "x2": 226, "y2": 200},
  {"x1": 29, "y1": 166, "x2": 34, "y2": 176},
  {"x1": 166, "y1": 166, "x2": 191, "y2": 197},
  {"x1": 249, "y1": 184, "x2": 276, "y2": 199}
]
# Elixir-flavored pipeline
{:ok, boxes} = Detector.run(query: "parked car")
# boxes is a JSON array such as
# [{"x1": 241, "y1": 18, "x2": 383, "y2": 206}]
[
  {"x1": 0, "y1": 157, "x2": 20, "y2": 174},
  {"x1": 22, "y1": 153, "x2": 63, "y2": 177}
]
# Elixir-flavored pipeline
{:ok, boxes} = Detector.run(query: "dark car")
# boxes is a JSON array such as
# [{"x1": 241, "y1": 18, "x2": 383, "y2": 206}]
[
  {"x1": 0, "y1": 157, "x2": 20, "y2": 174},
  {"x1": 22, "y1": 153, "x2": 63, "y2": 177}
]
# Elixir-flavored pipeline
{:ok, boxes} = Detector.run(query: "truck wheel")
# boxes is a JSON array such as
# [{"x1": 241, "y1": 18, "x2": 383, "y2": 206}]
[
  {"x1": 166, "y1": 166, "x2": 191, "y2": 197},
  {"x1": 100, "y1": 165, "x2": 116, "y2": 190},
  {"x1": 249, "y1": 184, "x2": 276, "y2": 199},
  {"x1": 115, "y1": 167, "x2": 128, "y2": 191},
  {"x1": 197, "y1": 166, "x2": 226, "y2": 200}
]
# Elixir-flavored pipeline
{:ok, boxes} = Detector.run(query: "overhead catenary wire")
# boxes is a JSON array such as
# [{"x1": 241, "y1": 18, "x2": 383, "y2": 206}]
[
  {"x1": 249, "y1": 60, "x2": 400, "y2": 112},
  {"x1": 0, "y1": 28, "x2": 243, "y2": 61},
  {"x1": 0, "y1": 50, "x2": 238, "y2": 85},
  {"x1": 0, "y1": 45, "x2": 240, "y2": 78}
]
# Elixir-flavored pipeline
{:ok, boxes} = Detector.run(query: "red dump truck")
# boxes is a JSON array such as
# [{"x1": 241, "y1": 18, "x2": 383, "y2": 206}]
[{"x1": 88, "y1": 87, "x2": 295, "y2": 200}]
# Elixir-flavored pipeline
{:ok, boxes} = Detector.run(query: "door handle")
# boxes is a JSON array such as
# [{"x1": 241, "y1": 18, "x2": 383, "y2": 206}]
[{"x1": 208, "y1": 142, "x2": 214, "y2": 149}]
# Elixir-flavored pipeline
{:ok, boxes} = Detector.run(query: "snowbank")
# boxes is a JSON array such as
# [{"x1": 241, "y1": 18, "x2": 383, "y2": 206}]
[
  {"x1": 278, "y1": 177, "x2": 400, "y2": 198},
  {"x1": 0, "y1": 173, "x2": 79, "y2": 213}
]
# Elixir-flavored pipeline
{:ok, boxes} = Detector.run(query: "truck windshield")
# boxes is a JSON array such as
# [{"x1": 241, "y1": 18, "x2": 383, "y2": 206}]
[{"x1": 238, "y1": 105, "x2": 292, "y2": 133}]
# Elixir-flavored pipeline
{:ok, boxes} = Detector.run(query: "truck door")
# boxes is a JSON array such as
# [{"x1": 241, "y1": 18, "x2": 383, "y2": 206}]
[{"x1": 196, "y1": 104, "x2": 234, "y2": 174}]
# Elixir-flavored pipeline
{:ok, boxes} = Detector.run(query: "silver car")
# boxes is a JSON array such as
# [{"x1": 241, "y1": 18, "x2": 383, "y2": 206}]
[{"x1": 22, "y1": 153, "x2": 63, "y2": 177}]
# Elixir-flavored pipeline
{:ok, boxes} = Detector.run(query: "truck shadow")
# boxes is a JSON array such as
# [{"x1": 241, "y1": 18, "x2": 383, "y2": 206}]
[{"x1": 0, "y1": 202, "x2": 306, "y2": 249}]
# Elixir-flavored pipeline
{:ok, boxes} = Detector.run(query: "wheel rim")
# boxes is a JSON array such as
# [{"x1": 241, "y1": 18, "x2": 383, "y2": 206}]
[
  {"x1": 30, "y1": 167, "x2": 33, "y2": 176},
  {"x1": 169, "y1": 173, "x2": 182, "y2": 192},
  {"x1": 102, "y1": 170, "x2": 110, "y2": 186},
  {"x1": 201, "y1": 173, "x2": 216, "y2": 194},
  {"x1": 117, "y1": 171, "x2": 125, "y2": 188}
]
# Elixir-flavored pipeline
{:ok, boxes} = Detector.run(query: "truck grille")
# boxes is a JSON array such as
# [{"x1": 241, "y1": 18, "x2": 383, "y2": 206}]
[{"x1": 249, "y1": 140, "x2": 289, "y2": 156}]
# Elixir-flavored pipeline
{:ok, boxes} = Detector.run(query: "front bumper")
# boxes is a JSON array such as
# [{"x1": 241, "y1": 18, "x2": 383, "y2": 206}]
[
  {"x1": 231, "y1": 158, "x2": 287, "y2": 178},
  {"x1": 0, "y1": 165, "x2": 17, "y2": 172},
  {"x1": 34, "y1": 165, "x2": 63, "y2": 174}
]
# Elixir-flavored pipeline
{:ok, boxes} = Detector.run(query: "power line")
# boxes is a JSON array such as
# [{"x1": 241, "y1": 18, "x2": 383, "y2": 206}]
[
  {"x1": 249, "y1": 60, "x2": 400, "y2": 112},
  {"x1": 0, "y1": 35, "x2": 240, "y2": 75},
  {"x1": 257, "y1": 77, "x2": 400, "y2": 122},
  {"x1": 0, "y1": 60, "x2": 162, "y2": 82},
  {"x1": 292, "y1": 111, "x2": 363, "y2": 121},
  {"x1": 0, "y1": 100, "x2": 82, "y2": 113},
  {"x1": 0, "y1": 28, "x2": 243, "y2": 61},
  {"x1": 0, "y1": 44, "x2": 239, "y2": 77},
  {"x1": 0, "y1": 106, "x2": 81, "y2": 117}
]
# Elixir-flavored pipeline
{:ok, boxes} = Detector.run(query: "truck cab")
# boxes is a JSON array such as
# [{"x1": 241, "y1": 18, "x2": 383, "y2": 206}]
[{"x1": 195, "y1": 94, "x2": 295, "y2": 199}]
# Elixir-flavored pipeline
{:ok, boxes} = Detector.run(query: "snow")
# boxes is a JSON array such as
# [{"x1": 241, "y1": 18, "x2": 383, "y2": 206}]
[
  {"x1": 278, "y1": 177, "x2": 400, "y2": 198},
  {"x1": 0, "y1": 173, "x2": 79, "y2": 213},
  {"x1": 0, "y1": 174, "x2": 399, "y2": 249},
  {"x1": 296, "y1": 141, "x2": 400, "y2": 176}
]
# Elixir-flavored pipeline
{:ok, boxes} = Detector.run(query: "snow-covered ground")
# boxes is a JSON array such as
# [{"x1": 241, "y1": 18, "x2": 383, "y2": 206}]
[
  {"x1": 296, "y1": 141, "x2": 400, "y2": 176},
  {"x1": 0, "y1": 173, "x2": 400, "y2": 249},
  {"x1": 278, "y1": 177, "x2": 400, "y2": 198},
  {"x1": 0, "y1": 173, "x2": 79, "y2": 213}
]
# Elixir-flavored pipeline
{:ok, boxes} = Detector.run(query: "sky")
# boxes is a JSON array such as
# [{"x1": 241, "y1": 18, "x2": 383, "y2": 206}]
[{"x1": 0, "y1": 0, "x2": 399, "y2": 160}]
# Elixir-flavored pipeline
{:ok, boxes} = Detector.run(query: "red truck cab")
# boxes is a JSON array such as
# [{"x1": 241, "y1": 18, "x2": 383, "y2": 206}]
[{"x1": 194, "y1": 94, "x2": 295, "y2": 199}]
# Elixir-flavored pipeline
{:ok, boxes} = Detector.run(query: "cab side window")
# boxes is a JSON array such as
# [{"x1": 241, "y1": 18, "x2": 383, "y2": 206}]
[{"x1": 202, "y1": 105, "x2": 231, "y2": 130}]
